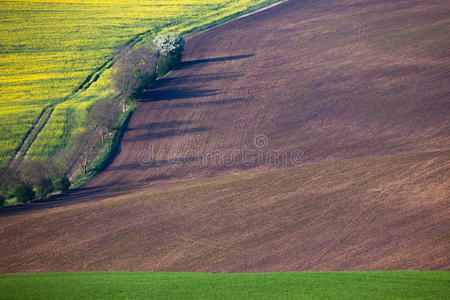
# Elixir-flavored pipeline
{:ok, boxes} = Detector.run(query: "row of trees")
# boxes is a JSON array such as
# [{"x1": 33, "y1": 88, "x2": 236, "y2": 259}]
[
  {"x1": 0, "y1": 32, "x2": 185, "y2": 209},
  {"x1": 76, "y1": 97, "x2": 121, "y2": 175},
  {"x1": 71, "y1": 32, "x2": 186, "y2": 175},
  {"x1": 112, "y1": 32, "x2": 185, "y2": 112},
  {"x1": 0, "y1": 161, "x2": 70, "y2": 209}
]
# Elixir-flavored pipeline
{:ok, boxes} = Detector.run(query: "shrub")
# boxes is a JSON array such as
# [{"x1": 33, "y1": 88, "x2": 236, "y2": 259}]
[
  {"x1": 36, "y1": 177, "x2": 54, "y2": 199},
  {"x1": 88, "y1": 98, "x2": 120, "y2": 144},
  {"x1": 156, "y1": 52, "x2": 183, "y2": 77},
  {"x1": 14, "y1": 183, "x2": 35, "y2": 204},
  {"x1": 0, "y1": 195, "x2": 5, "y2": 209},
  {"x1": 56, "y1": 175, "x2": 71, "y2": 193}
]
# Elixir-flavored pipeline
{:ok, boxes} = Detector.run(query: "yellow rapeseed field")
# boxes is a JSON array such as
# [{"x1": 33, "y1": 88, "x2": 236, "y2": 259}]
[{"x1": 0, "y1": 0, "x2": 277, "y2": 164}]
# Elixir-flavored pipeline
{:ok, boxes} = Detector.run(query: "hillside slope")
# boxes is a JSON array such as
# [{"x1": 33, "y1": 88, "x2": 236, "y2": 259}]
[
  {"x1": 0, "y1": 0, "x2": 449, "y2": 273},
  {"x1": 0, "y1": 151, "x2": 448, "y2": 272},
  {"x1": 80, "y1": 0, "x2": 450, "y2": 197}
]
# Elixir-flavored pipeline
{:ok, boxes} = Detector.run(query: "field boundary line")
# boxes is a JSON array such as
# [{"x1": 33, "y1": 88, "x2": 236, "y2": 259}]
[
  {"x1": 17, "y1": 107, "x2": 55, "y2": 163},
  {"x1": 10, "y1": 106, "x2": 50, "y2": 166},
  {"x1": 184, "y1": 0, "x2": 288, "y2": 40},
  {"x1": 21, "y1": 107, "x2": 55, "y2": 160}
]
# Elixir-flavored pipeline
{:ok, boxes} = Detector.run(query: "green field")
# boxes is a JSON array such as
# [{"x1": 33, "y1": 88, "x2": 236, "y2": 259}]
[
  {"x1": 1, "y1": 271, "x2": 449, "y2": 299},
  {"x1": 0, "y1": 0, "x2": 278, "y2": 164}
]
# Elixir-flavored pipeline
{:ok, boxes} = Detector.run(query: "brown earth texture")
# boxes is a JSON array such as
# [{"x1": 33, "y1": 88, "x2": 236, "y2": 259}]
[{"x1": 0, "y1": 0, "x2": 449, "y2": 273}]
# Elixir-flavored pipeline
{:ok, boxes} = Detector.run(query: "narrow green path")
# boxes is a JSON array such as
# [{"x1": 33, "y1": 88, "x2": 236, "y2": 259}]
[{"x1": 1, "y1": 271, "x2": 448, "y2": 299}]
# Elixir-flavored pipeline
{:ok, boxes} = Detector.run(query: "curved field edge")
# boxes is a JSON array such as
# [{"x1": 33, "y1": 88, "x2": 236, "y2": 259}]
[
  {"x1": 0, "y1": 0, "x2": 281, "y2": 165},
  {"x1": 1, "y1": 271, "x2": 449, "y2": 299}
]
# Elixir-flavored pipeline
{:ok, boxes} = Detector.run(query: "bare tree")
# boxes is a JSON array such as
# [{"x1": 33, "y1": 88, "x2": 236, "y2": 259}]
[
  {"x1": 19, "y1": 160, "x2": 47, "y2": 186},
  {"x1": 71, "y1": 130, "x2": 94, "y2": 174},
  {"x1": 72, "y1": 126, "x2": 102, "y2": 175},
  {"x1": 111, "y1": 45, "x2": 158, "y2": 112},
  {"x1": 80, "y1": 152, "x2": 89, "y2": 174},
  {"x1": 88, "y1": 98, "x2": 120, "y2": 143}
]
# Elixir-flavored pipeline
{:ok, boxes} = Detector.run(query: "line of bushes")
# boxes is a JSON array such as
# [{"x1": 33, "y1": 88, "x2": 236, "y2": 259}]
[
  {"x1": 70, "y1": 32, "x2": 186, "y2": 181},
  {"x1": 0, "y1": 161, "x2": 70, "y2": 208},
  {"x1": 0, "y1": 32, "x2": 185, "y2": 209}
]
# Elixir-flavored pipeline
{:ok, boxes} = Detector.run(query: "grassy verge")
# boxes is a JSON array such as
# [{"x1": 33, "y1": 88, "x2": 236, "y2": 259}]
[{"x1": 0, "y1": 271, "x2": 448, "y2": 299}]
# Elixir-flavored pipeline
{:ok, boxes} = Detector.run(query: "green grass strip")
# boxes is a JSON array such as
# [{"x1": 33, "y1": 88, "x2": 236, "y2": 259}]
[{"x1": 0, "y1": 271, "x2": 448, "y2": 299}]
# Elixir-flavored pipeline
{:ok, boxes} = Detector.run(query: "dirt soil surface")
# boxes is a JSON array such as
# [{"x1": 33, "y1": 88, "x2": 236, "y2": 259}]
[
  {"x1": 0, "y1": 151, "x2": 449, "y2": 273},
  {"x1": 82, "y1": 0, "x2": 450, "y2": 193},
  {"x1": 1, "y1": 0, "x2": 449, "y2": 272}
]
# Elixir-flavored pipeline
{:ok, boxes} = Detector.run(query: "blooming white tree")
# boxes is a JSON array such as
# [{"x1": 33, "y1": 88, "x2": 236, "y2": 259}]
[{"x1": 153, "y1": 32, "x2": 185, "y2": 56}]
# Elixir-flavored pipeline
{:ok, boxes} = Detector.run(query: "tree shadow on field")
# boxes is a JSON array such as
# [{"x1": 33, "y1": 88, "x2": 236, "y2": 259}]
[
  {"x1": 106, "y1": 155, "x2": 202, "y2": 171},
  {"x1": 123, "y1": 126, "x2": 211, "y2": 143},
  {"x1": 142, "y1": 87, "x2": 220, "y2": 102},
  {"x1": 155, "y1": 98, "x2": 244, "y2": 109},
  {"x1": 127, "y1": 120, "x2": 197, "y2": 131},
  {"x1": 142, "y1": 54, "x2": 254, "y2": 103},
  {"x1": 177, "y1": 54, "x2": 254, "y2": 68},
  {"x1": 156, "y1": 72, "x2": 243, "y2": 88}
]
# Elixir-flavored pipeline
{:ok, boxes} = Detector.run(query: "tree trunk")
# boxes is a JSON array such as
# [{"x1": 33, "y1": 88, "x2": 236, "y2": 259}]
[
  {"x1": 100, "y1": 130, "x2": 105, "y2": 144},
  {"x1": 81, "y1": 156, "x2": 87, "y2": 174}
]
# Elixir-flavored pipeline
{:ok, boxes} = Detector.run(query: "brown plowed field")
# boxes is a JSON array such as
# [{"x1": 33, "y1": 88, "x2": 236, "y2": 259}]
[
  {"x1": 81, "y1": 0, "x2": 450, "y2": 196},
  {"x1": 0, "y1": 151, "x2": 449, "y2": 273},
  {"x1": 1, "y1": 0, "x2": 449, "y2": 273}
]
